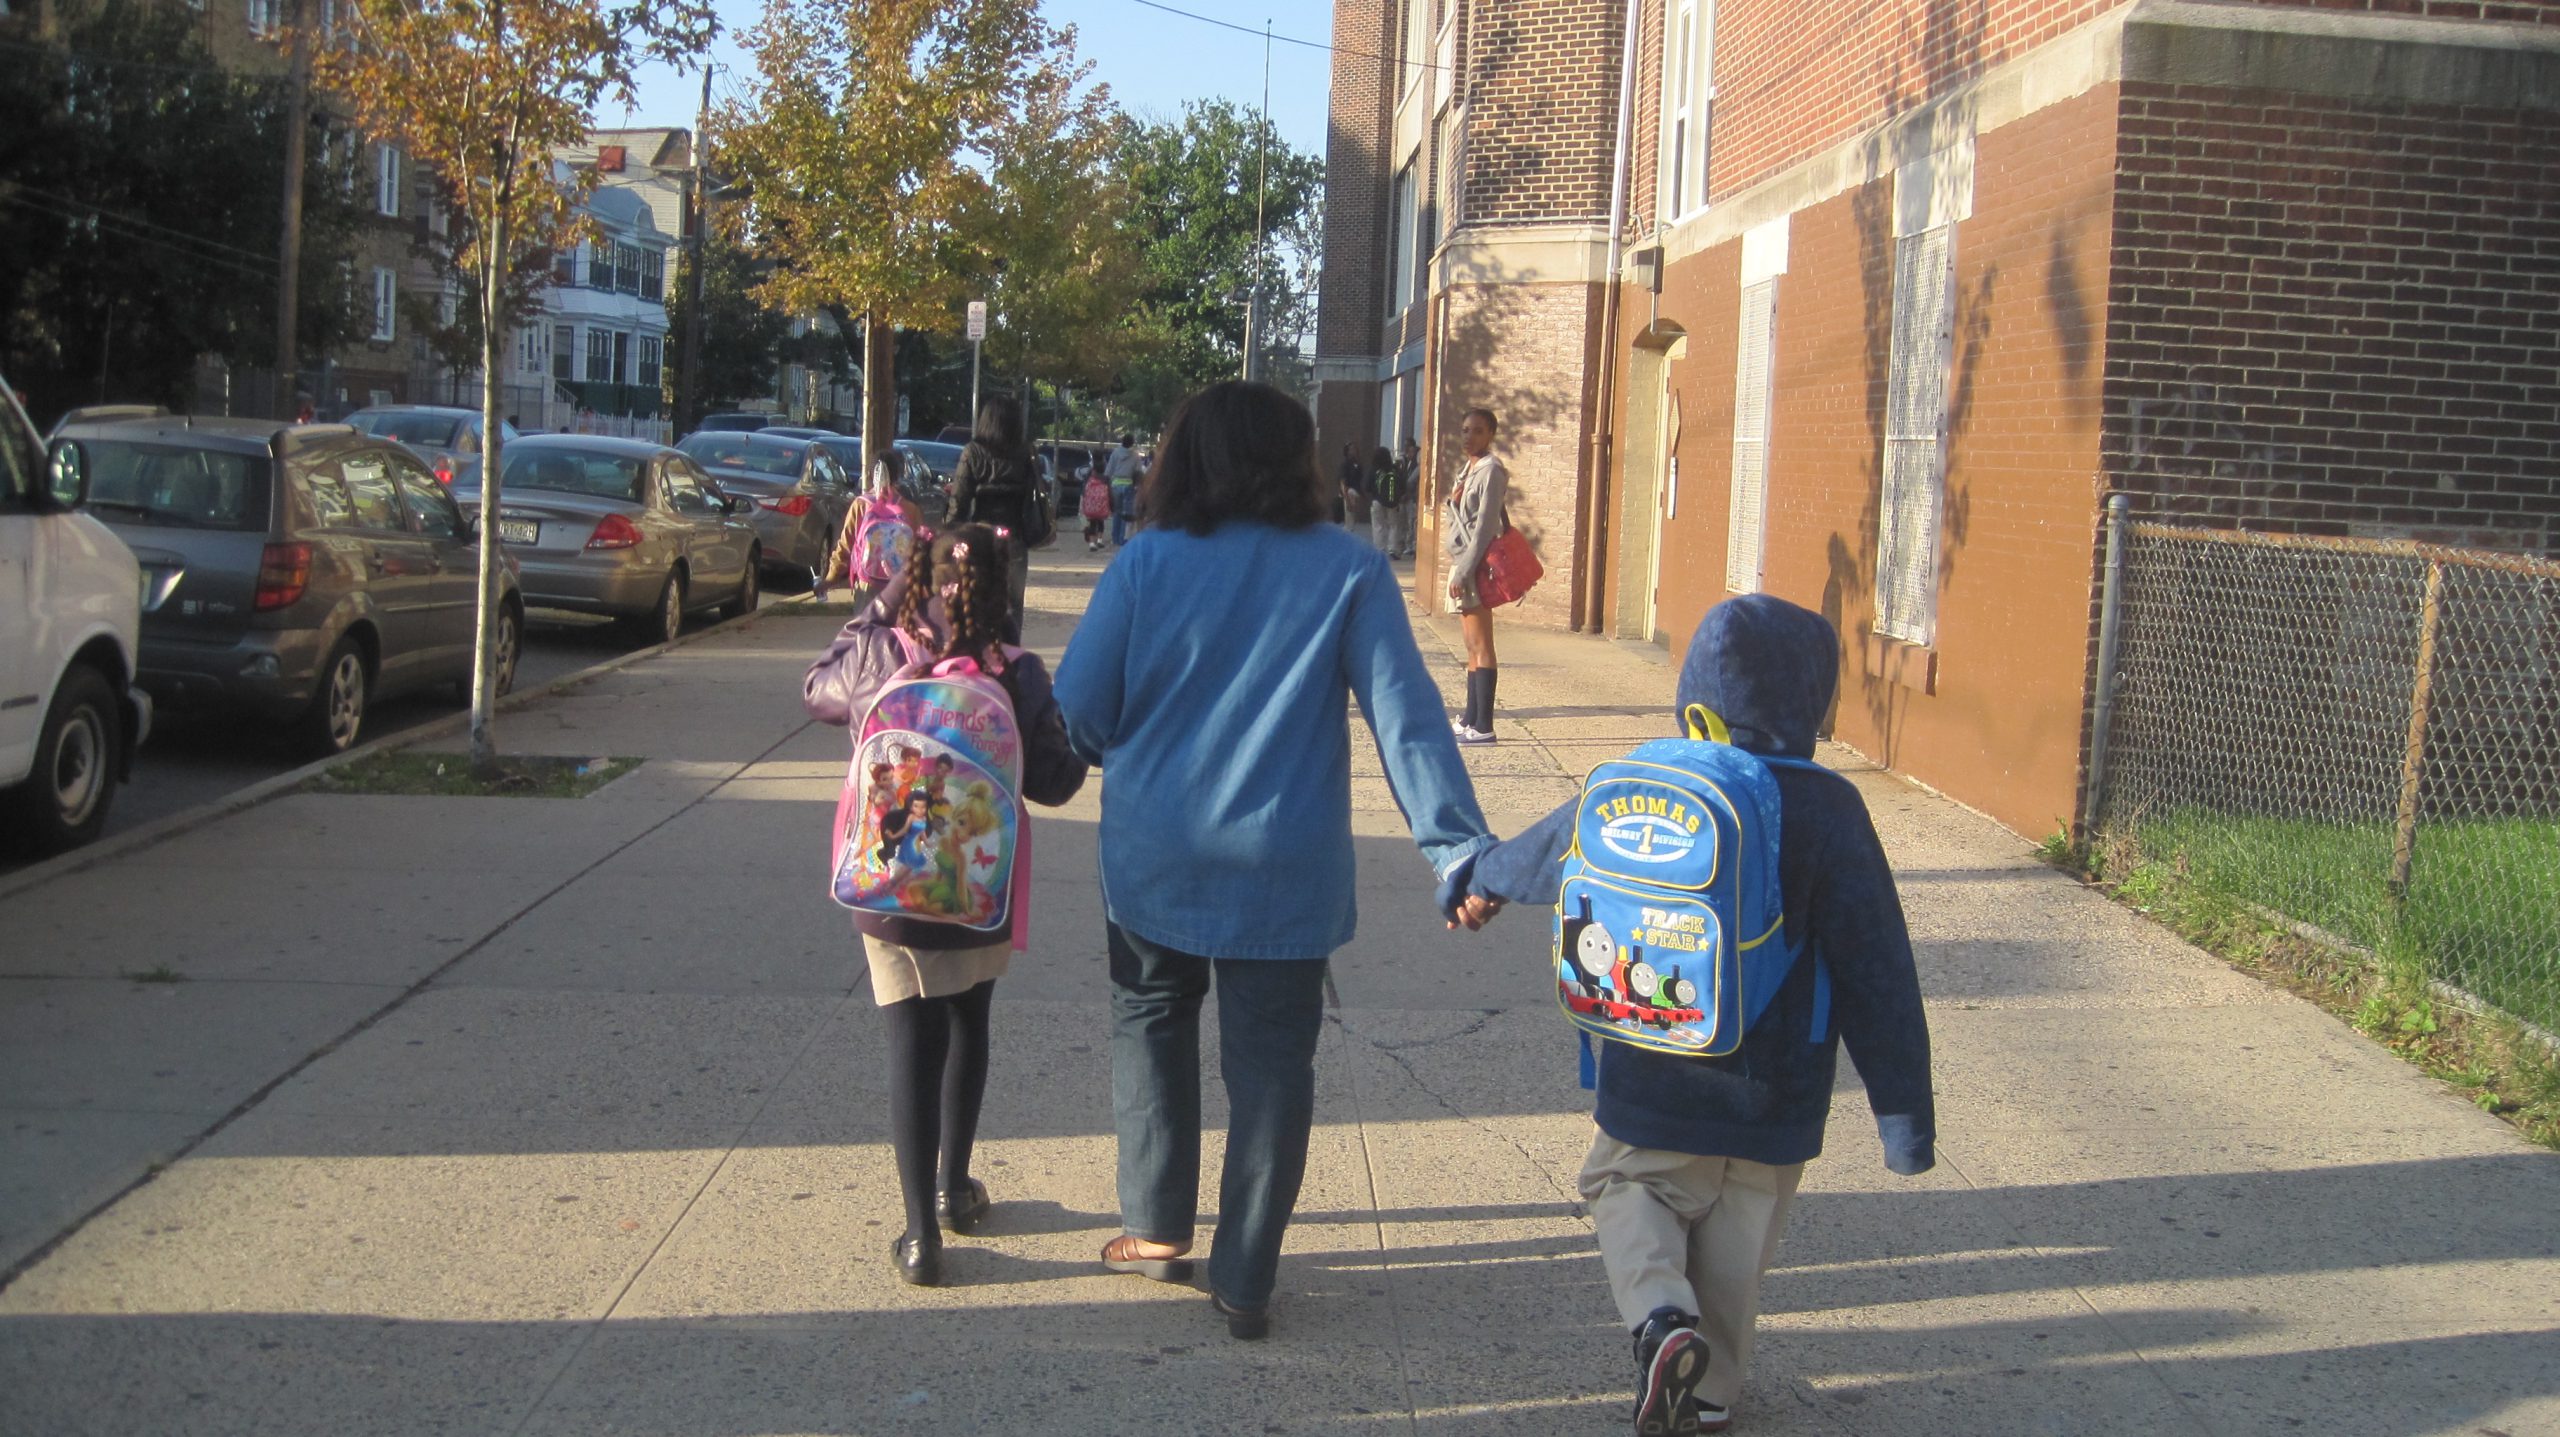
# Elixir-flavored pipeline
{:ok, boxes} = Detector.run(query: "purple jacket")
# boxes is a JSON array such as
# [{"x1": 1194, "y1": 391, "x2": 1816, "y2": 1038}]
[{"x1": 802, "y1": 578, "x2": 1087, "y2": 950}]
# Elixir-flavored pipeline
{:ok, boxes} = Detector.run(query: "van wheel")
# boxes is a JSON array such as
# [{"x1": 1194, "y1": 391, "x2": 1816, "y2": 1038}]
[
  {"x1": 300, "y1": 638, "x2": 369, "y2": 757},
  {"x1": 3, "y1": 666, "x2": 121, "y2": 857}
]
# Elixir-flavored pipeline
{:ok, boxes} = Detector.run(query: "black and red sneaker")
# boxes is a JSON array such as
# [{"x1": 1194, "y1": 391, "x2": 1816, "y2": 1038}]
[{"x1": 1632, "y1": 1309, "x2": 1709, "y2": 1437}]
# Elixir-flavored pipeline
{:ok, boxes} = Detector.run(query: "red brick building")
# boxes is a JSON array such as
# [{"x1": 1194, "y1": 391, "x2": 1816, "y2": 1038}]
[{"x1": 1317, "y1": 0, "x2": 2560, "y2": 838}]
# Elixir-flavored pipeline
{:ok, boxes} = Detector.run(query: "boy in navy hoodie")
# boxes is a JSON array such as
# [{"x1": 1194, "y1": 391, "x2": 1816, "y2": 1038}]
[{"x1": 1450, "y1": 594, "x2": 1934, "y2": 1435}]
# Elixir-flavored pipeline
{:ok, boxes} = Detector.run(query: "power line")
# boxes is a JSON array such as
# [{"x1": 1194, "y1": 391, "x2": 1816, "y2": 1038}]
[
  {"x1": 0, "y1": 193, "x2": 282, "y2": 281},
  {"x1": 1120, "y1": 0, "x2": 1444, "y2": 72},
  {"x1": 6, "y1": 185, "x2": 284, "y2": 267}
]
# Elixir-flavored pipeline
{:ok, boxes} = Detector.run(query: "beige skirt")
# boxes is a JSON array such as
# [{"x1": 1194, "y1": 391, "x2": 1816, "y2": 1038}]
[{"x1": 862, "y1": 933, "x2": 1011, "y2": 1006}]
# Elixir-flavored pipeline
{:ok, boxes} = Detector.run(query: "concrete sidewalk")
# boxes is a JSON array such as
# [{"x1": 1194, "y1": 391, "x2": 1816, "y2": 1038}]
[{"x1": 2, "y1": 543, "x2": 2554, "y2": 1436}]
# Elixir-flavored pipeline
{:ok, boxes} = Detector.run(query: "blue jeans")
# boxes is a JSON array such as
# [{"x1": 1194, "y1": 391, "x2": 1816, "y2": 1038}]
[
  {"x1": 1110, "y1": 485, "x2": 1134, "y2": 544},
  {"x1": 1107, "y1": 922, "x2": 1328, "y2": 1311}
]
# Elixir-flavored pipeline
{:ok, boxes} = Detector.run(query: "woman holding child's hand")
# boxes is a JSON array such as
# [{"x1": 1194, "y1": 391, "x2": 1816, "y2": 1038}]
[{"x1": 1053, "y1": 381, "x2": 1496, "y2": 1341}]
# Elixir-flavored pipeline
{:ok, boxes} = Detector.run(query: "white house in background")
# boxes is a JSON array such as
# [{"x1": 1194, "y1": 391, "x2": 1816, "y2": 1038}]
[{"x1": 507, "y1": 181, "x2": 673, "y2": 440}]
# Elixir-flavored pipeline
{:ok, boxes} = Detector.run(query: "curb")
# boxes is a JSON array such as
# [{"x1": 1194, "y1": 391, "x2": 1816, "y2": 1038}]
[{"x1": 0, "y1": 595, "x2": 822, "y2": 905}]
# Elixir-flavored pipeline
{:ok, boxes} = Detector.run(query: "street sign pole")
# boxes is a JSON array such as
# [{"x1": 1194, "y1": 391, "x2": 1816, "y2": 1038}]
[{"x1": 966, "y1": 300, "x2": 988, "y2": 422}]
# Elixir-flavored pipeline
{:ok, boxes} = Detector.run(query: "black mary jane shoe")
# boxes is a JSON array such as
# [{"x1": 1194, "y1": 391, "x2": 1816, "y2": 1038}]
[
  {"x1": 1209, "y1": 1289, "x2": 1269, "y2": 1341},
  {"x1": 892, "y1": 1231, "x2": 943, "y2": 1287},
  {"x1": 937, "y1": 1176, "x2": 990, "y2": 1235}
]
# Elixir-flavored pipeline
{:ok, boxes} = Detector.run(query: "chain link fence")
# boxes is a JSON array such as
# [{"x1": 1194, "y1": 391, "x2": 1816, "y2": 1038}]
[{"x1": 2087, "y1": 517, "x2": 2560, "y2": 1036}]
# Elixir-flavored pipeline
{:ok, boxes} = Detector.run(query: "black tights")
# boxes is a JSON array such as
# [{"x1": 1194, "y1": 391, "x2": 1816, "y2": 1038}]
[{"x1": 881, "y1": 980, "x2": 996, "y2": 1243}]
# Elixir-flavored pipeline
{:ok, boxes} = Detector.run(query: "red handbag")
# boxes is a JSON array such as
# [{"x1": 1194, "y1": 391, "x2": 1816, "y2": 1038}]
[{"x1": 1474, "y1": 509, "x2": 1544, "y2": 608}]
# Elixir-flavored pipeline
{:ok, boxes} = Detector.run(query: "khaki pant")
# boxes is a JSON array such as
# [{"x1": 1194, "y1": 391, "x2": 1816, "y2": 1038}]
[{"x1": 1578, "y1": 1130, "x2": 1805, "y2": 1410}]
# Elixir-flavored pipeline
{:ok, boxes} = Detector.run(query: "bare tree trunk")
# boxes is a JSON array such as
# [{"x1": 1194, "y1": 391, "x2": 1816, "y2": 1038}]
[
  {"x1": 469, "y1": 214, "x2": 509, "y2": 771},
  {"x1": 861, "y1": 309, "x2": 895, "y2": 478}
]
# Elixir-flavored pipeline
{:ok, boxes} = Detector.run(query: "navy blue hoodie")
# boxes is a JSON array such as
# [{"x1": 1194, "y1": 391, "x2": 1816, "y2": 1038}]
[{"x1": 1465, "y1": 594, "x2": 1936, "y2": 1174}]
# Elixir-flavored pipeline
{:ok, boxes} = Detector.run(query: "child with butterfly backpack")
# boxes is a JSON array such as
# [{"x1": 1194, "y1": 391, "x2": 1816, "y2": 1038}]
[
  {"x1": 821, "y1": 455, "x2": 921, "y2": 609},
  {"x1": 802, "y1": 523, "x2": 1088, "y2": 1288},
  {"x1": 1443, "y1": 594, "x2": 1935, "y2": 1436}
]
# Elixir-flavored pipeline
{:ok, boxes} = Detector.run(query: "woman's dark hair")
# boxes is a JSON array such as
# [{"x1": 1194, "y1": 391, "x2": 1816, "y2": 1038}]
[
  {"x1": 969, "y1": 395, "x2": 1027, "y2": 460},
  {"x1": 1142, "y1": 381, "x2": 1326, "y2": 537},
  {"x1": 1463, "y1": 406, "x2": 1499, "y2": 430},
  {"x1": 1371, "y1": 445, "x2": 1395, "y2": 471},
  {"x1": 894, "y1": 522, "x2": 1011, "y2": 672}
]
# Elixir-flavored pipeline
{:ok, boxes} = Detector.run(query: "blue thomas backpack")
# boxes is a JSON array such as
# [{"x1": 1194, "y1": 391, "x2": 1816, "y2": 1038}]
[{"x1": 1554, "y1": 703, "x2": 1832, "y2": 1062}]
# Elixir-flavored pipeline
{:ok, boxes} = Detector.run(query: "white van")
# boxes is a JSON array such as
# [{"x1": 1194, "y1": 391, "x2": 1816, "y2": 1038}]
[{"x1": 0, "y1": 377, "x2": 149, "y2": 856}]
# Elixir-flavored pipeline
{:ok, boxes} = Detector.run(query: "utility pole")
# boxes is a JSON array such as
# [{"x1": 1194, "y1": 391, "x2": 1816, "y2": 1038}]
[
  {"x1": 674, "y1": 64, "x2": 717, "y2": 437},
  {"x1": 274, "y1": 0, "x2": 310, "y2": 418},
  {"x1": 1240, "y1": 18, "x2": 1272, "y2": 382}
]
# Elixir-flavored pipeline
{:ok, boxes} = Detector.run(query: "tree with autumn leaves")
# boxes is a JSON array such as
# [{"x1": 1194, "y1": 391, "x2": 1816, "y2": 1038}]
[
  {"x1": 714, "y1": 0, "x2": 1116, "y2": 480},
  {"x1": 305, "y1": 0, "x2": 715, "y2": 768}
]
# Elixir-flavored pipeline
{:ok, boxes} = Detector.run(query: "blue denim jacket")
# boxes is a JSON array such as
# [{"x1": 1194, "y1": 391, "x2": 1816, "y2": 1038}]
[{"x1": 1054, "y1": 521, "x2": 1495, "y2": 959}]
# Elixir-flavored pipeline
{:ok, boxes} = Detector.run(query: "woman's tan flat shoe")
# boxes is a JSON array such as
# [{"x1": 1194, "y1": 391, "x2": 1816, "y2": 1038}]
[{"x1": 1100, "y1": 1234, "x2": 1194, "y2": 1283}]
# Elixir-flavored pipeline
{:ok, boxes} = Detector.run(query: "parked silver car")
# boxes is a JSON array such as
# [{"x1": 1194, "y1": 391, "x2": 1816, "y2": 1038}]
[
  {"x1": 675, "y1": 431, "x2": 853, "y2": 579},
  {"x1": 452, "y1": 436, "x2": 759, "y2": 646},
  {"x1": 46, "y1": 415, "x2": 524, "y2": 756},
  {"x1": 344, "y1": 404, "x2": 518, "y2": 487},
  {"x1": 762, "y1": 429, "x2": 951, "y2": 525}
]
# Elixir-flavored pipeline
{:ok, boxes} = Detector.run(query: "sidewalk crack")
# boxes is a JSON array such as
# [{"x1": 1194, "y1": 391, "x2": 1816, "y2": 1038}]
[{"x1": 1329, "y1": 1010, "x2": 1586, "y2": 1218}]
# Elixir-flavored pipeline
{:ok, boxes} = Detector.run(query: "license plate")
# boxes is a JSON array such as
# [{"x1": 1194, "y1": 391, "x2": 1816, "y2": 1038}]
[{"x1": 498, "y1": 519, "x2": 539, "y2": 546}]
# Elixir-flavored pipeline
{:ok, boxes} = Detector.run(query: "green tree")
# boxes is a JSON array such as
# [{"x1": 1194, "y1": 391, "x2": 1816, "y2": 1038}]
[
  {"x1": 716, "y1": 0, "x2": 1078, "y2": 470},
  {"x1": 0, "y1": 0, "x2": 362, "y2": 424},
  {"x1": 666, "y1": 233, "x2": 791, "y2": 412},
  {"x1": 308, "y1": 0, "x2": 714, "y2": 767},
  {"x1": 1108, "y1": 100, "x2": 1323, "y2": 431},
  {"x1": 975, "y1": 59, "x2": 1138, "y2": 399}
]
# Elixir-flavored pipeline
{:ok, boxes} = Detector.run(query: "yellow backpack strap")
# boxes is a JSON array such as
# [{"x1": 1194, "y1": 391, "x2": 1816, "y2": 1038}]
[{"x1": 1683, "y1": 703, "x2": 1731, "y2": 744}]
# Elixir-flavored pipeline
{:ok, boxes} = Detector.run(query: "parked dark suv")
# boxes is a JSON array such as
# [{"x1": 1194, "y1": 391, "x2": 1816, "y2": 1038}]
[{"x1": 46, "y1": 415, "x2": 524, "y2": 755}]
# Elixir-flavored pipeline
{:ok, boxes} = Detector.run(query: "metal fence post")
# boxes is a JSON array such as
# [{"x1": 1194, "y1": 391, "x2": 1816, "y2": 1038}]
[
  {"x1": 2080, "y1": 492, "x2": 2135, "y2": 844},
  {"x1": 2389, "y1": 559, "x2": 2447, "y2": 904}
]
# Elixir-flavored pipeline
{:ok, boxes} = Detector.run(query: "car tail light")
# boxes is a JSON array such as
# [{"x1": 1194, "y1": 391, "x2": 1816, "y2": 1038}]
[
  {"x1": 434, "y1": 460, "x2": 455, "y2": 485},
  {"x1": 586, "y1": 513, "x2": 642, "y2": 550},
  {"x1": 254, "y1": 542, "x2": 312, "y2": 610},
  {"x1": 757, "y1": 494, "x2": 813, "y2": 517}
]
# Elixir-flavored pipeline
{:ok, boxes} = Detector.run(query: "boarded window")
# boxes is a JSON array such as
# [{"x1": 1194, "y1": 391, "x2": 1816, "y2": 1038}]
[
  {"x1": 1727, "y1": 279, "x2": 1775, "y2": 593},
  {"x1": 1876, "y1": 223, "x2": 1953, "y2": 643}
]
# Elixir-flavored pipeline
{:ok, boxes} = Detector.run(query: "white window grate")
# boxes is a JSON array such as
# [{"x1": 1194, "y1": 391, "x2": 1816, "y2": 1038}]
[
  {"x1": 1727, "y1": 279, "x2": 1776, "y2": 593},
  {"x1": 375, "y1": 146, "x2": 399, "y2": 217},
  {"x1": 369, "y1": 268, "x2": 396, "y2": 342},
  {"x1": 1876, "y1": 223, "x2": 1953, "y2": 643}
]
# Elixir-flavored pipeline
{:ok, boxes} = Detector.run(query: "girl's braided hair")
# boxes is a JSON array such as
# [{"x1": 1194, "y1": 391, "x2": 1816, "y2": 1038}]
[{"x1": 892, "y1": 522, "x2": 1011, "y2": 673}]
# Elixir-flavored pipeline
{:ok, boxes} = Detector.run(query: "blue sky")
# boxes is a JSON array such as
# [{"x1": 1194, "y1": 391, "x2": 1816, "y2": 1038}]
[{"x1": 614, "y1": 0, "x2": 1336, "y2": 160}]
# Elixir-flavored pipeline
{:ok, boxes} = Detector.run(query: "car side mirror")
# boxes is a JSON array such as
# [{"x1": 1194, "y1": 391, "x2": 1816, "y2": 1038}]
[{"x1": 46, "y1": 440, "x2": 88, "y2": 509}]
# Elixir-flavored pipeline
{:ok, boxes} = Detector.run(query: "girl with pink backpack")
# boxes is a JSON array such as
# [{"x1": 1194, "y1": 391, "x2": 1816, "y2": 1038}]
[{"x1": 802, "y1": 523, "x2": 1088, "y2": 1286}]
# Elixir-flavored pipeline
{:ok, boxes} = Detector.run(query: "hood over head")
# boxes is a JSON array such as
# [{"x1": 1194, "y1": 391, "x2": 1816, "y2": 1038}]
[{"x1": 1674, "y1": 594, "x2": 1838, "y2": 758}]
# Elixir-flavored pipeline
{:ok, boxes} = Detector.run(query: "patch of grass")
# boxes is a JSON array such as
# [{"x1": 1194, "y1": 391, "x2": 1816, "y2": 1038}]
[
  {"x1": 305, "y1": 751, "x2": 640, "y2": 799},
  {"x1": 2047, "y1": 823, "x2": 2560, "y2": 1151},
  {"x1": 2128, "y1": 809, "x2": 2560, "y2": 1033}
]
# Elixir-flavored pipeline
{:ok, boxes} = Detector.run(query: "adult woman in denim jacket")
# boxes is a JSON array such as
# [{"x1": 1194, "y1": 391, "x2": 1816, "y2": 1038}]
[{"x1": 1053, "y1": 381, "x2": 1495, "y2": 1340}]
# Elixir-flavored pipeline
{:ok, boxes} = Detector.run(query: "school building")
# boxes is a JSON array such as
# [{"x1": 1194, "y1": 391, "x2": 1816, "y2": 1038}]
[{"x1": 1314, "y1": 0, "x2": 2560, "y2": 839}]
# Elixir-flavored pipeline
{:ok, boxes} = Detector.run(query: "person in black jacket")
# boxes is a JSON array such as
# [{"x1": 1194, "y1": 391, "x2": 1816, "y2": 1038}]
[
  {"x1": 802, "y1": 523, "x2": 1089, "y2": 1288},
  {"x1": 947, "y1": 395, "x2": 1040, "y2": 639}
]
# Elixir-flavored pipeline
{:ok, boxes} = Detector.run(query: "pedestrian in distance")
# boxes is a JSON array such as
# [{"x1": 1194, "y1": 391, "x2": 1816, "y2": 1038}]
[
  {"x1": 1080, "y1": 466, "x2": 1112, "y2": 551},
  {"x1": 1443, "y1": 407, "x2": 1509, "y2": 744},
  {"x1": 1367, "y1": 444, "x2": 1403, "y2": 557},
  {"x1": 1445, "y1": 594, "x2": 1935, "y2": 1436},
  {"x1": 1394, "y1": 438, "x2": 1421, "y2": 558},
  {"x1": 1052, "y1": 380, "x2": 1495, "y2": 1341},
  {"x1": 948, "y1": 395, "x2": 1041, "y2": 641},
  {"x1": 1341, "y1": 441, "x2": 1372, "y2": 535},
  {"x1": 801, "y1": 523, "x2": 1090, "y2": 1289},
  {"x1": 1335, "y1": 441, "x2": 1362, "y2": 525},
  {"x1": 1105, "y1": 433, "x2": 1144, "y2": 545}
]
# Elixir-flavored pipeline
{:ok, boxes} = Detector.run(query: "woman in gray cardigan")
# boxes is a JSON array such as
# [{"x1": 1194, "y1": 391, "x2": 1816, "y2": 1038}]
[{"x1": 1441, "y1": 407, "x2": 1507, "y2": 743}]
